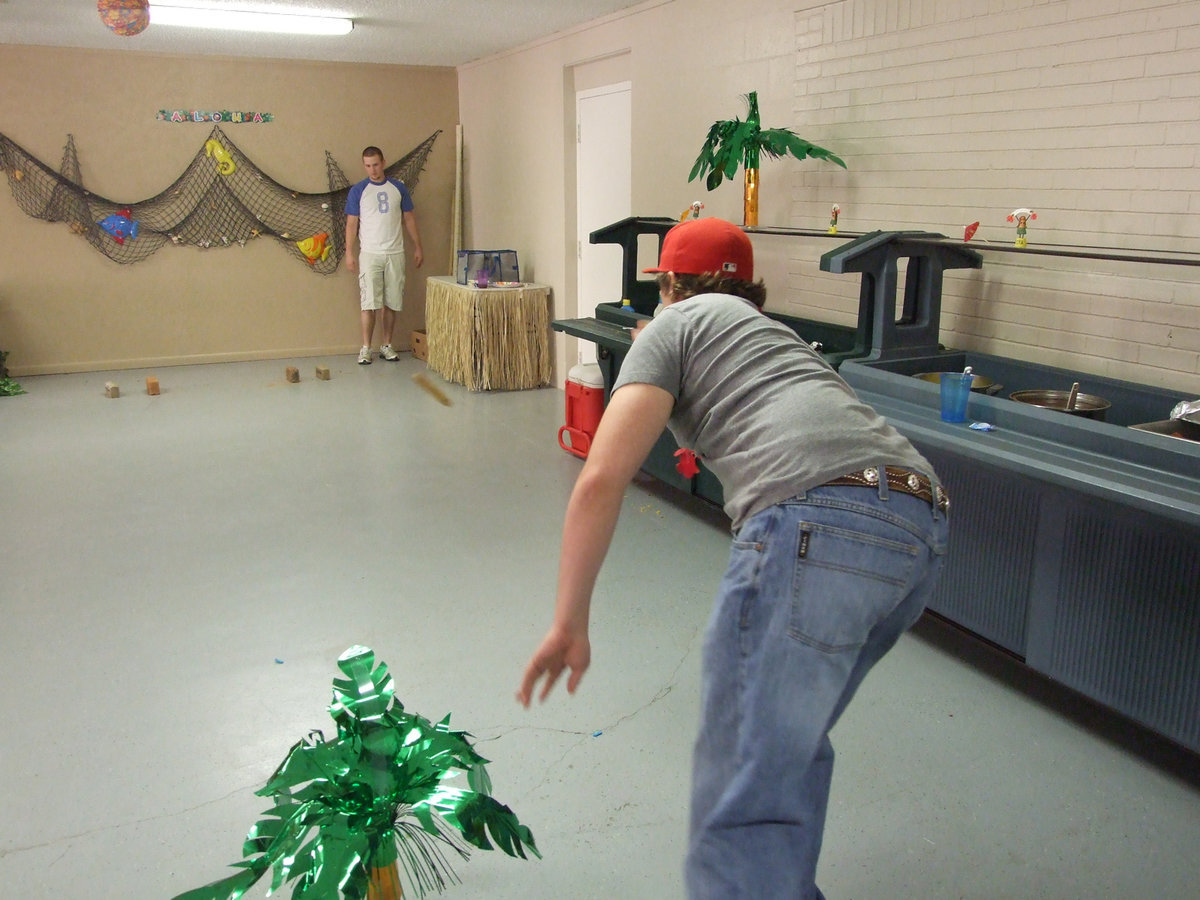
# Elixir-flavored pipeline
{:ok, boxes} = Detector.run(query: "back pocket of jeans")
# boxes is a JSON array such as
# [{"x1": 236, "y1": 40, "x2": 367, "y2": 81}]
[{"x1": 789, "y1": 522, "x2": 918, "y2": 652}]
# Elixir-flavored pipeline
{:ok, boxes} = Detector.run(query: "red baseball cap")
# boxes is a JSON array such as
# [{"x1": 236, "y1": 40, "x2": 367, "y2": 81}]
[{"x1": 644, "y1": 217, "x2": 754, "y2": 282}]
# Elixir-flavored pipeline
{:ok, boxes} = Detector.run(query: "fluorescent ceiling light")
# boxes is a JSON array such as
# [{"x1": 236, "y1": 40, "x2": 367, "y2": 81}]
[{"x1": 150, "y1": 5, "x2": 354, "y2": 36}]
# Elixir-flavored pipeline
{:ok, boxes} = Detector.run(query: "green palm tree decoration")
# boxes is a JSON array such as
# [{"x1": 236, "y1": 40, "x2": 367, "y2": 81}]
[
  {"x1": 0, "y1": 349, "x2": 23, "y2": 395},
  {"x1": 689, "y1": 91, "x2": 846, "y2": 227},
  {"x1": 172, "y1": 645, "x2": 539, "y2": 900}
]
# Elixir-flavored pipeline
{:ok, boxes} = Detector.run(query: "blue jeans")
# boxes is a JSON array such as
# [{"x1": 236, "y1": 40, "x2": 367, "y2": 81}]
[{"x1": 686, "y1": 482, "x2": 949, "y2": 899}]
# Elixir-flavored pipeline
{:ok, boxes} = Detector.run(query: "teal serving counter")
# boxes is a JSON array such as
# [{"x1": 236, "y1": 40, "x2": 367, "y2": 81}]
[{"x1": 841, "y1": 374, "x2": 1200, "y2": 754}]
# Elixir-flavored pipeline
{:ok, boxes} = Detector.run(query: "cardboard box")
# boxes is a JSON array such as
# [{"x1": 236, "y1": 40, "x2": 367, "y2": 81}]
[{"x1": 411, "y1": 330, "x2": 428, "y2": 361}]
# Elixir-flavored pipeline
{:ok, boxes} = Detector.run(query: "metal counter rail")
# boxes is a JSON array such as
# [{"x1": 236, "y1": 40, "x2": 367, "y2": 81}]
[{"x1": 747, "y1": 226, "x2": 1200, "y2": 268}]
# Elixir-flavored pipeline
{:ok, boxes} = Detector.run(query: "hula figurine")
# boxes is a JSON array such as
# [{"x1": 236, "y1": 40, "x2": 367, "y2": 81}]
[
  {"x1": 828, "y1": 203, "x2": 840, "y2": 234},
  {"x1": 1008, "y1": 207, "x2": 1036, "y2": 248}
]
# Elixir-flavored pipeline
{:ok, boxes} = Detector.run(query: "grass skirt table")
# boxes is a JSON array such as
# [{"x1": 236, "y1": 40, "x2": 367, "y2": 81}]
[{"x1": 425, "y1": 275, "x2": 552, "y2": 391}]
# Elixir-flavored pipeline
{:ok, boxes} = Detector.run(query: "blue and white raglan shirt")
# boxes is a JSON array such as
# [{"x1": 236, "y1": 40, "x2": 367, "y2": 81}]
[{"x1": 345, "y1": 177, "x2": 414, "y2": 254}]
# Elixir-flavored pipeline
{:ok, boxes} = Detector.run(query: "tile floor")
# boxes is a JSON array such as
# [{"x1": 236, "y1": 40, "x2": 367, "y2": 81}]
[{"x1": 2, "y1": 356, "x2": 1198, "y2": 899}]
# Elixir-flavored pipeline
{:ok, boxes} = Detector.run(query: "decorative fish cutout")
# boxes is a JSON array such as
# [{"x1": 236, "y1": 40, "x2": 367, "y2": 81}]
[
  {"x1": 97, "y1": 208, "x2": 139, "y2": 244},
  {"x1": 204, "y1": 137, "x2": 236, "y2": 175},
  {"x1": 964, "y1": 221, "x2": 979, "y2": 242},
  {"x1": 296, "y1": 231, "x2": 330, "y2": 265}
]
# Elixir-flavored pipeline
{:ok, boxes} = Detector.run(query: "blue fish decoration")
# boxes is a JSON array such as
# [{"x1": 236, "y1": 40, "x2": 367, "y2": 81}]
[{"x1": 97, "y1": 209, "x2": 140, "y2": 245}]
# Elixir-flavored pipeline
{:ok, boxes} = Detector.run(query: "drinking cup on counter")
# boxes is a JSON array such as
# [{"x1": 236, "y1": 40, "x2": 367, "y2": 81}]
[{"x1": 940, "y1": 372, "x2": 973, "y2": 423}]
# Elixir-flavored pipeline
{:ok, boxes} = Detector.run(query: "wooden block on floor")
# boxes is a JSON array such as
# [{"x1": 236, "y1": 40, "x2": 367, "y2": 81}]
[
  {"x1": 315, "y1": 365, "x2": 331, "y2": 381},
  {"x1": 146, "y1": 376, "x2": 160, "y2": 395},
  {"x1": 285, "y1": 366, "x2": 300, "y2": 383},
  {"x1": 104, "y1": 381, "x2": 120, "y2": 398}
]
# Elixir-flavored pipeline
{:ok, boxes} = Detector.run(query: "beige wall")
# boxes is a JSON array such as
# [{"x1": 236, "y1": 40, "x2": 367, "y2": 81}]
[
  {"x1": 0, "y1": 45, "x2": 458, "y2": 375},
  {"x1": 458, "y1": 0, "x2": 1200, "y2": 395}
]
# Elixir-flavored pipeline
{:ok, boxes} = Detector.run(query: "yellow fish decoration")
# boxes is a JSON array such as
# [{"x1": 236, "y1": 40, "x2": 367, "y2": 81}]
[
  {"x1": 204, "y1": 138, "x2": 236, "y2": 175},
  {"x1": 296, "y1": 232, "x2": 330, "y2": 265}
]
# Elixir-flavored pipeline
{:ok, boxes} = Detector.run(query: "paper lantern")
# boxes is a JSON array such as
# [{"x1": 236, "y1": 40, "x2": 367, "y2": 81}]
[{"x1": 97, "y1": 0, "x2": 150, "y2": 37}]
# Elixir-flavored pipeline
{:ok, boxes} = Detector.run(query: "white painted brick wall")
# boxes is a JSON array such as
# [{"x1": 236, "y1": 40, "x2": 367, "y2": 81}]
[{"x1": 778, "y1": 0, "x2": 1200, "y2": 392}]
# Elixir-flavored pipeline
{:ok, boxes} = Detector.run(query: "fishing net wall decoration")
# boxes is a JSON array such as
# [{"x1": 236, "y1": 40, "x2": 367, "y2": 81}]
[{"x1": 0, "y1": 128, "x2": 440, "y2": 274}]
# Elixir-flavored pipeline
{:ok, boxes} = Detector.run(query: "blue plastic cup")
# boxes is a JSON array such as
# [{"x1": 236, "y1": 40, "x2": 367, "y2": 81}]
[{"x1": 940, "y1": 373, "x2": 973, "y2": 423}]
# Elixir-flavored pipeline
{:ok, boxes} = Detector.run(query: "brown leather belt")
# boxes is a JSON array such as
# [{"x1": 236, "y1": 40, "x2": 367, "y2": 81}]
[{"x1": 823, "y1": 466, "x2": 949, "y2": 513}]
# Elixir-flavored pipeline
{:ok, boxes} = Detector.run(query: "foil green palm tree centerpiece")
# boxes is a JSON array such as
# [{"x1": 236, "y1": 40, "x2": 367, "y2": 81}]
[
  {"x1": 173, "y1": 645, "x2": 539, "y2": 900},
  {"x1": 689, "y1": 91, "x2": 846, "y2": 227}
]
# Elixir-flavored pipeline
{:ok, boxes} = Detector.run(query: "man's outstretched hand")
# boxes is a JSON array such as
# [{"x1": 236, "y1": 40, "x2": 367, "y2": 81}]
[{"x1": 517, "y1": 624, "x2": 591, "y2": 707}]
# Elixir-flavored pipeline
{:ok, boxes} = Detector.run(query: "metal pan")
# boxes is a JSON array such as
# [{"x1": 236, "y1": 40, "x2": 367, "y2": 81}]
[
  {"x1": 1169, "y1": 400, "x2": 1200, "y2": 440},
  {"x1": 1172, "y1": 415, "x2": 1200, "y2": 441},
  {"x1": 1009, "y1": 389, "x2": 1110, "y2": 420}
]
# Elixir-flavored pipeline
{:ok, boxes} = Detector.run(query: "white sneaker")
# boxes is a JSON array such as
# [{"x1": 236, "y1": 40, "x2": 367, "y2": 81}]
[
  {"x1": 357, "y1": 346, "x2": 372, "y2": 365},
  {"x1": 379, "y1": 344, "x2": 399, "y2": 361}
]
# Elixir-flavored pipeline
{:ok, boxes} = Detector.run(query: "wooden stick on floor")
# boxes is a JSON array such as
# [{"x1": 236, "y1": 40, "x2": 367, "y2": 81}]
[{"x1": 412, "y1": 372, "x2": 453, "y2": 407}]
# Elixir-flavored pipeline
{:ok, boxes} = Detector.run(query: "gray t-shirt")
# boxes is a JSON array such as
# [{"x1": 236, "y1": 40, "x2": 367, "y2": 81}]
[{"x1": 613, "y1": 292, "x2": 933, "y2": 530}]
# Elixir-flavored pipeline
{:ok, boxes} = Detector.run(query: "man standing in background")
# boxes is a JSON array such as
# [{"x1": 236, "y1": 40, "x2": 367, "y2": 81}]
[{"x1": 345, "y1": 146, "x2": 423, "y2": 364}]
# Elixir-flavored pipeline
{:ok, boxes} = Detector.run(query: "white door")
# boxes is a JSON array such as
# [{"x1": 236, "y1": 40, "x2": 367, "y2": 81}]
[{"x1": 576, "y1": 82, "x2": 632, "y2": 366}]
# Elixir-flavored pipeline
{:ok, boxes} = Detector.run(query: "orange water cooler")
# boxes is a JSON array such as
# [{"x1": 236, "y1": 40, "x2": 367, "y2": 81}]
[{"x1": 557, "y1": 363, "x2": 605, "y2": 458}]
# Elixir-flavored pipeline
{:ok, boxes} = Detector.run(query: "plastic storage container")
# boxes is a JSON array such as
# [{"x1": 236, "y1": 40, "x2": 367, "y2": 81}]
[
  {"x1": 455, "y1": 250, "x2": 519, "y2": 286},
  {"x1": 557, "y1": 363, "x2": 605, "y2": 458}
]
